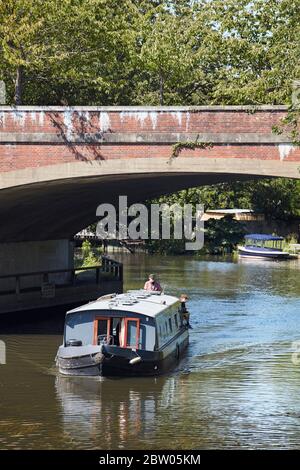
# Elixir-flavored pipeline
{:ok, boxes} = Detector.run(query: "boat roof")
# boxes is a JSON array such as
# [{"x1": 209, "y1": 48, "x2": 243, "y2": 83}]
[
  {"x1": 207, "y1": 208, "x2": 252, "y2": 214},
  {"x1": 67, "y1": 290, "x2": 179, "y2": 318},
  {"x1": 245, "y1": 233, "x2": 283, "y2": 241}
]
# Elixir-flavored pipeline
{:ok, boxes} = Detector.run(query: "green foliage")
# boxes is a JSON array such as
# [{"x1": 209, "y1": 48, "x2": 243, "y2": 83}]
[
  {"x1": 150, "y1": 182, "x2": 251, "y2": 211},
  {"x1": 81, "y1": 239, "x2": 93, "y2": 259},
  {"x1": 77, "y1": 240, "x2": 101, "y2": 268},
  {"x1": 146, "y1": 237, "x2": 186, "y2": 255},
  {"x1": 250, "y1": 178, "x2": 300, "y2": 220},
  {"x1": 273, "y1": 105, "x2": 300, "y2": 147},
  {"x1": 151, "y1": 178, "x2": 300, "y2": 222},
  {"x1": 145, "y1": 178, "x2": 300, "y2": 254},
  {"x1": 204, "y1": 0, "x2": 300, "y2": 105},
  {"x1": 170, "y1": 137, "x2": 212, "y2": 161},
  {"x1": 132, "y1": 0, "x2": 219, "y2": 105},
  {"x1": 1, "y1": 0, "x2": 299, "y2": 107},
  {"x1": 204, "y1": 215, "x2": 246, "y2": 254},
  {"x1": 283, "y1": 233, "x2": 299, "y2": 253},
  {"x1": 0, "y1": 0, "x2": 134, "y2": 104},
  {"x1": 81, "y1": 251, "x2": 99, "y2": 268},
  {"x1": 145, "y1": 210, "x2": 246, "y2": 254}
]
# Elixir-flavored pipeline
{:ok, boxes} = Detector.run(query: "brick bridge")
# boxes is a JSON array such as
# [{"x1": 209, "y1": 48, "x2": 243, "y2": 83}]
[
  {"x1": 0, "y1": 105, "x2": 299, "y2": 312},
  {"x1": 0, "y1": 105, "x2": 299, "y2": 242}
]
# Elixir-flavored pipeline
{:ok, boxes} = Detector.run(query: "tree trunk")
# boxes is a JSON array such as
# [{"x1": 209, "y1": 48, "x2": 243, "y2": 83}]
[
  {"x1": 159, "y1": 73, "x2": 164, "y2": 106},
  {"x1": 14, "y1": 65, "x2": 24, "y2": 105}
]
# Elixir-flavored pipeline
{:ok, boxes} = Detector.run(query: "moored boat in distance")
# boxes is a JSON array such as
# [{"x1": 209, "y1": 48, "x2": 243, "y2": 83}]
[
  {"x1": 56, "y1": 290, "x2": 189, "y2": 377},
  {"x1": 238, "y1": 234, "x2": 291, "y2": 260}
]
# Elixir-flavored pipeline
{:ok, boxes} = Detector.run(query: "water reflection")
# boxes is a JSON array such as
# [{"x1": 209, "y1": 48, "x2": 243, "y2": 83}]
[{"x1": 55, "y1": 375, "x2": 178, "y2": 449}]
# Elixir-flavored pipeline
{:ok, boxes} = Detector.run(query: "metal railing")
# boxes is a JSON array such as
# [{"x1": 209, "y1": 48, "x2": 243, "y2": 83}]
[
  {"x1": 101, "y1": 256, "x2": 123, "y2": 280},
  {"x1": 0, "y1": 256, "x2": 123, "y2": 296}
]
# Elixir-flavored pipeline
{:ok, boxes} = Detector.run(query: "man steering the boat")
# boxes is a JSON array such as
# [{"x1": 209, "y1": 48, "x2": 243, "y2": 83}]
[{"x1": 144, "y1": 274, "x2": 162, "y2": 292}]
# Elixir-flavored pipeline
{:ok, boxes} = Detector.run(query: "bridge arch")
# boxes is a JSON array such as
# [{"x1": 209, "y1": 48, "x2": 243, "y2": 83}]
[{"x1": 0, "y1": 157, "x2": 299, "y2": 243}]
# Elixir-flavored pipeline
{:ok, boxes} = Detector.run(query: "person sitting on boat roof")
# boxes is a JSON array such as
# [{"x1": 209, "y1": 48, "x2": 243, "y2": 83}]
[
  {"x1": 179, "y1": 294, "x2": 192, "y2": 329},
  {"x1": 144, "y1": 274, "x2": 162, "y2": 292}
]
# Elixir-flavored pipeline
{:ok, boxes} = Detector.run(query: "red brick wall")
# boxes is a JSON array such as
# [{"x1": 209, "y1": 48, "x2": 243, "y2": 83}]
[{"x1": 0, "y1": 108, "x2": 299, "y2": 173}]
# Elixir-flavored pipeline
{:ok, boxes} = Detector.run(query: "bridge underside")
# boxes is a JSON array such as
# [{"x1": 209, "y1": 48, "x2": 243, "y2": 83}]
[
  {"x1": 1, "y1": 173, "x2": 259, "y2": 243},
  {"x1": 2, "y1": 165, "x2": 262, "y2": 313},
  {"x1": 1, "y1": 157, "x2": 299, "y2": 243}
]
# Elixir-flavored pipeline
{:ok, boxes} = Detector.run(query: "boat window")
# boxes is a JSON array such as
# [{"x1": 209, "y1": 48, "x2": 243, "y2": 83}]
[
  {"x1": 126, "y1": 318, "x2": 140, "y2": 349},
  {"x1": 165, "y1": 321, "x2": 168, "y2": 335},
  {"x1": 168, "y1": 318, "x2": 173, "y2": 333},
  {"x1": 94, "y1": 317, "x2": 111, "y2": 345},
  {"x1": 159, "y1": 324, "x2": 162, "y2": 337},
  {"x1": 174, "y1": 314, "x2": 178, "y2": 329},
  {"x1": 98, "y1": 319, "x2": 108, "y2": 335},
  {"x1": 139, "y1": 324, "x2": 146, "y2": 350}
]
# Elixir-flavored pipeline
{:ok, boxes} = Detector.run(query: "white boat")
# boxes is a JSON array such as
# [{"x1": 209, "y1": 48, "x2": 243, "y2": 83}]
[
  {"x1": 238, "y1": 234, "x2": 291, "y2": 260},
  {"x1": 56, "y1": 290, "x2": 189, "y2": 377}
]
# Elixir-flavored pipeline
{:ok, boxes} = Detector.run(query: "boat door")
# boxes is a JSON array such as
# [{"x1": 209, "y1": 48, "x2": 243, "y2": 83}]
[
  {"x1": 93, "y1": 317, "x2": 112, "y2": 345},
  {"x1": 93, "y1": 316, "x2": 140, "y2": 348},
  {"x1": 119, "y1": 318, "x2": 140, "y2": 349}
]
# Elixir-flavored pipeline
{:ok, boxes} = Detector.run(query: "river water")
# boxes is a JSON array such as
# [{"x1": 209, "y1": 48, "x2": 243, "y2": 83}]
[{"x1": 1, "y1": 254, "x2": 300, "y2": 449}]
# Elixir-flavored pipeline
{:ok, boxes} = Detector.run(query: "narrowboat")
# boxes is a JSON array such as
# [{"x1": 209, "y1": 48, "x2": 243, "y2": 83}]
[
  {"x1": 56, "y1": 290, "x2": 189, "y2": 377},
  {"x1": 238, "y1": 234, "x2": 291, "y2": 260}
]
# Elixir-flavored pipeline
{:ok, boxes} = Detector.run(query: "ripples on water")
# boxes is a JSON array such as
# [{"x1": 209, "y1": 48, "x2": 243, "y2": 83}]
[{"x1": 1, "y1": 255, "x2": 300, "y2": 449}]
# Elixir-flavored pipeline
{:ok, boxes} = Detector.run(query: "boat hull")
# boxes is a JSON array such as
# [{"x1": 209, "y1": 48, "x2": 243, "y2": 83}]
[
  {"x1": 57, "y1": 329, "x2": 189, "y2": 377},
  {"x1": 238, "y1": 246, "x2": 290, "y2": 260}
]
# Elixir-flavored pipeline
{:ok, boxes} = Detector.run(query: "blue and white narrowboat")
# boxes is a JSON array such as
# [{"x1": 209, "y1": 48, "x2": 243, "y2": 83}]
[{"x1": 56, "y1": 290, "x2": 189, "y2": 377}]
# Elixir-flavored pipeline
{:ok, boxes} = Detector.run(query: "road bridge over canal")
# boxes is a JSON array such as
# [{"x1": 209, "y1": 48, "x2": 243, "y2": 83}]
[{"x1": 0, "y1": 105, "x2": 299, "y2": 312}]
